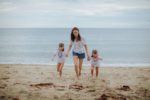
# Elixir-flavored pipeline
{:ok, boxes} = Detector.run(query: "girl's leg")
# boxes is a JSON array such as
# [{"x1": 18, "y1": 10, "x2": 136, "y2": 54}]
[
  {"x1": 73, "y1": 56, "x2": 79, "y2": 79},
  {"x1": 91, "y1": 66, "x2": 94, "y2": 77},
  {"x1": 59, "y1": 63, "x2": 64, "y2": 77},
  {"x1": 96, "y1": 67, "x2": 99, "y2": 77},
  {"x1": 79, "y1": 59, "x2": 83, "y2": 76},
  {"x1": 57, "y1": 63, "x2": 61, "y2": 72}
]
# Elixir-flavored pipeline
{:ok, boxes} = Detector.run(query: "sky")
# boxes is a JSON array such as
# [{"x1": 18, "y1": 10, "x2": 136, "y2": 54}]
[{"x1": 0, "y1": 0, "x2": 150, "y2": 28}]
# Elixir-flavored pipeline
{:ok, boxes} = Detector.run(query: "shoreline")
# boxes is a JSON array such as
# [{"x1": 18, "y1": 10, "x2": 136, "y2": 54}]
[{"x1": 0, "y1": 63, "x2": 150, "y2": 68}]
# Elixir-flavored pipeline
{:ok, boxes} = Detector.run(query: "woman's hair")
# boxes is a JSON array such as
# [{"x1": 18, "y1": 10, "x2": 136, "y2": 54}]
[
  {"x1": 59, "y1": 43, "x2": 64, "y2": 51},
  {"x1": 91, "y1": 49, "x2": 98, "y2": 57},
  {"x1": 71, "y1": 27, "x2": 81, "y2": 41}
]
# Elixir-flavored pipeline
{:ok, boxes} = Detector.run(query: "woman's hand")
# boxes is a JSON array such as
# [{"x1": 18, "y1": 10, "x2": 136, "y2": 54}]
[{"x1": 87, "y1": 55, "x2": 90, "y2": 61}]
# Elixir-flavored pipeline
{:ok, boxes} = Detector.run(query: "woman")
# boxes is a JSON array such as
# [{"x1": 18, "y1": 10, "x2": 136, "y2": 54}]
[{"x1": 66, "y1": 27, "x2": 90, "y2": 79}]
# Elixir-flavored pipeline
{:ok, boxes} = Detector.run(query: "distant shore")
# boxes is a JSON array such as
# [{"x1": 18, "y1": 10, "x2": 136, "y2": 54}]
[{"x1": 0, "y1": 64, "x2": 150, "y2": 100}]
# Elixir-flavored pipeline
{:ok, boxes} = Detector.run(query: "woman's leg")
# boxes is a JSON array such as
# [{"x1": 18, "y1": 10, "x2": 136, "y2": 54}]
[
  {"x1": 73, "y1": 56, "x2": 79, "y2": 79},
  {"x1": 59, "y1": 63, "x2": 64, "y2": 77},
  {"x1": 79, "y1": 59, "x2": 83, "y2": 76},
  {"x1": 96, "y1": 67, "x2": 99, "y2": 77}
]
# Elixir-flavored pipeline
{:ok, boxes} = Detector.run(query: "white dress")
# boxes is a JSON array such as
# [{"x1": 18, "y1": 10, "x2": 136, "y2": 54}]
[
  {"x1": 70, "y1": 37, "x2": 86, "y2": 54},
  {"x1": 53, "y1": 50, "x2": 66, "y2": 63},
  {"x1": 91, "y1": 57, "x2": 101, "y2": 67}
]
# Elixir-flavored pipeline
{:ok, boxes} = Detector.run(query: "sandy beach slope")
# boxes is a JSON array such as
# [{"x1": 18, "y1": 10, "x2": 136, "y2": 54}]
[{"x1": 0, "y1": 64, "x2": 150, "y2": 100}]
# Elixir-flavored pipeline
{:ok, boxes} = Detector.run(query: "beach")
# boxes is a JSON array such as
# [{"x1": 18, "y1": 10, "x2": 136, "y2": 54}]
[{"x1": 0, "y1": 64, "x2": 150, "y2": 100}]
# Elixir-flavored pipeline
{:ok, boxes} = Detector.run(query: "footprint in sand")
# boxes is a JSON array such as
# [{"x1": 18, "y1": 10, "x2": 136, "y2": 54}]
[
  {"x1": 0, "y1": 84, "x2": 7, "y2": 89},
  {"x1": 55, "y1": 85, "x2": 66, "y2": 91},
  {"x1": 96, "y1": 93, "x2": 126, "y2": 100},
  {"x1": 0, "y1": 96, "x2": 5, "y2": 99},
  {"x1": 19, "y1": 90, "x2": 28, "y2": 94},
  {"x1": 56, "y1": 88, "x2": 65, "y2": 91},
  {"x1": 86, "y1": 89, "x2": 96, "y2": 93},
  {"x1": 117, "y1": 85, "x2": 131, "y2": 91},
  {"x1": 137, "y1": 76, "x2": 149, "y2": 81},
  {"x1": 135, "y1": 87, "x2": 150, "y2": 97},
  {"x1": 0, "y1": 77, "x2": 10, "y2": 80}
]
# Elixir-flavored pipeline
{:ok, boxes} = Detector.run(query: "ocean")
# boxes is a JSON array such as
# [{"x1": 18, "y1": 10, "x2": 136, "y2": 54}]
[{"x1": 0, "y1": 28, "x2": 150, "y2": 67}]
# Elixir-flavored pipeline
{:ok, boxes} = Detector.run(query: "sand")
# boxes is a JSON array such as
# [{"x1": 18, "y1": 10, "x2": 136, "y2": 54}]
[{"x1": 0, "y1": 64, "x2": 150, "y2": 100}]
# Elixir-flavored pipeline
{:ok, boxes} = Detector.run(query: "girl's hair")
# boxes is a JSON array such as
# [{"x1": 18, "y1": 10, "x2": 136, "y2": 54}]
[
  {"x1": 59, "y1": 43, "x2": 64, "y2": 51},
  {"x1": 71, "y1": 27, "x2": 81, "y2": 41},
  {"x1": 91, "y1": 49, "x2": 98, "y2": 57}
]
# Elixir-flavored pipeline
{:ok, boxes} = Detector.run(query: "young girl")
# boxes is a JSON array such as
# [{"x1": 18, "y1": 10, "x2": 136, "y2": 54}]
[
  {"x1": 52, "y1": 43, "x2": 65, "y2": 78},
  {"x1": 91, "y1": 49, "x2": 102, "y2": 78},
  {"x1": 66, "y1": 27, "x2": 90, "y2": 79}
]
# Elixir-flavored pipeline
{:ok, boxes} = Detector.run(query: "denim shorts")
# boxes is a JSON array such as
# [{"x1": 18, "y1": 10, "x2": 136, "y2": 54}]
[{"x1": 72, "y1": 51, "x2": 85, "y2": 59}]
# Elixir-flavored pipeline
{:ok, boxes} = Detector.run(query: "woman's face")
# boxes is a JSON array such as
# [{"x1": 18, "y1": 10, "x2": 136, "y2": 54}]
[{"x1": 73, "y1": 30, "x2": 79, "y2": 38}]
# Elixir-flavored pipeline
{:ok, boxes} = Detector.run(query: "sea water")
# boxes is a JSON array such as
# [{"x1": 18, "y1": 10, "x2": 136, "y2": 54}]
[{"x1": 0, "y1": 28, "x2": 150, "y2": 67}]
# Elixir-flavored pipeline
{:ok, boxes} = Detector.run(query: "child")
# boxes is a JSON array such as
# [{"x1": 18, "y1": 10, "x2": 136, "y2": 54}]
[
  {"x1": 52, "y1": 43, "x2": 65, "y2": 78},
  {"x1": 90, "y1": 49, "x2": 102, "y2": 78}
]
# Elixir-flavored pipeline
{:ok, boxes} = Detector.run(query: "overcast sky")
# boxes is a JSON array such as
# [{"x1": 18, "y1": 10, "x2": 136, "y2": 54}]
[{"x1": 0, "y1": 0, "x2": 150, "y2": 28}]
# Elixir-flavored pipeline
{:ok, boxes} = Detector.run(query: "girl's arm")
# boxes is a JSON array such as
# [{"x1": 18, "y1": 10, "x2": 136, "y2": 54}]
[
  {"x1": 84, "y1": 44, "x2": 90, "y2": 61},
  {"x1": 66, "y1": 41, "x2": 72, "y2": 57},
  {"x1": 51, "y1": 52, "x2": 57, "y2": 61},
  {"x1": 98, "y1": 56, "x2": 103, "y2": 60}
]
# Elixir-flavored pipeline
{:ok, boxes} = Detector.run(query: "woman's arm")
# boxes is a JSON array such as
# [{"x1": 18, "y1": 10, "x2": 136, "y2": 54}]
[
  {"x1": 82, "y1": 37, "x2": 90, "y2": 60},
  {"x1": 84, "y1": 44, "x2": 90, "y2": 61},
  {"x1": 66, "y1": 41, "x2": 72, "y2": 57}
]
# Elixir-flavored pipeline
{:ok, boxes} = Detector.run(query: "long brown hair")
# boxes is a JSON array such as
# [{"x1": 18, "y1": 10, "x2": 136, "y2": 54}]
[{"x1": 71, "y1": 27, "x2": 81, "y2": 42}]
